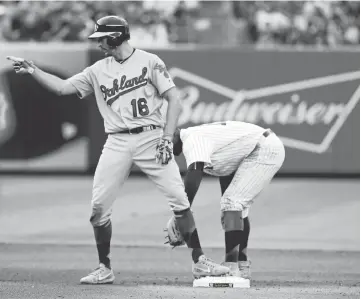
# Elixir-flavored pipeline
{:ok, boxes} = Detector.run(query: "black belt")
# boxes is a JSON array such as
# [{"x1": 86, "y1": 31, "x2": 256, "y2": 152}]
[{"x1": 109, "y1": 125, "x2": 160, "y2": 135}]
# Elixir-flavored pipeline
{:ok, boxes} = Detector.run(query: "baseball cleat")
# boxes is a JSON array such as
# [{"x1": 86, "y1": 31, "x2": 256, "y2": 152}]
[
  {"x1": 80, "y1": 263, "x2": 115, "y2": 284},
  {"x1": 192, "y1": 255, "x2": 230, "y2": 278},
  {"x1": 238, "y1": 260, "x2": 252, "y2": 280},
  {"x1": 221, "y1": 262, "x2": 242, "y2": 277}
]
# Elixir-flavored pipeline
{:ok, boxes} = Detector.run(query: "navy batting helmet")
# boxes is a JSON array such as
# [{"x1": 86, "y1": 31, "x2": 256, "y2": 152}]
[{"x1": 89, "y1": 16, "x2": 130, "y2": 47}]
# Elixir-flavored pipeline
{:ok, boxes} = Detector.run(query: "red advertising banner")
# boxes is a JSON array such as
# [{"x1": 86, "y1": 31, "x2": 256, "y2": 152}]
[
  {"x1": 88, "y1": 48, "x2": 360, "y2": 175},
  {"x1": 0, "y1": 44, "x2": 89, "y2": 172}
]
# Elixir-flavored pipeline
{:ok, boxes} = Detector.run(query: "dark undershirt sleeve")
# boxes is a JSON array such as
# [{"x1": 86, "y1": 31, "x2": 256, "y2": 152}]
[{"x1": 184, "y1": 162, "x2": 204, "y2": 206}]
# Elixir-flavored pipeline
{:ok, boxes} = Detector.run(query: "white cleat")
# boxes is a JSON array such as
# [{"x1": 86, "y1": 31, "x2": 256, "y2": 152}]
[
  {"x1": 221, "y1": 262, "x2": 242, "y2": 277},
  {"x1": 238, "y1": 260, "x2": 252, "y2": 280},
  {"x1": 80, "y1": 263, "x2": 115, "y2": 284},
  {"x1": 192, "y1": 255, "x2": 230, "y2": 278}
]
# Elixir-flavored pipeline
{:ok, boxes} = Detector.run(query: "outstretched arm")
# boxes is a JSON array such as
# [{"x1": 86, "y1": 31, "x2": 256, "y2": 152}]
[
  {"x1": 7, "y1": 56, "x2": 78, "y2": 96},
  {"x1": 28, "y1": 66, "x2": 78, "y2": 96}
]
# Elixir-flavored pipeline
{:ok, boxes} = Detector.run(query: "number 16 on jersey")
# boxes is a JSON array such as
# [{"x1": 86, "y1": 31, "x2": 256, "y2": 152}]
[{"x1": 131, "y1": 98, "x2": 149, "y2": 117}]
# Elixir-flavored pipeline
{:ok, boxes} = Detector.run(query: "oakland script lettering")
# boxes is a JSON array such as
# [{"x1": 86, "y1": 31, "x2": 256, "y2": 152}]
[{"x1": 100, "y1": 67, "x2": 148, "y2": 101}]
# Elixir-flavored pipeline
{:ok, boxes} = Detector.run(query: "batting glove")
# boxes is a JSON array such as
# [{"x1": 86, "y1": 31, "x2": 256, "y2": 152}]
[{"x1": 155, "y1": 137, "x2": 173, "y2": 165}]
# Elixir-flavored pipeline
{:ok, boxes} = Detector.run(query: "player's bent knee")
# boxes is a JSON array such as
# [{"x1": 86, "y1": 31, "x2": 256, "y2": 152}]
[
  {"x1": 89, "y1": 204, "x2": 109, "y2": 227},
  {"x1": 90, "y1": 214, "x2": 110, "y2": 227},
  {"x1": 221, "y1": 210, "x2": 243, "y2": 231},
  {"x1": 220, "y1": 196, "x2": 245, "y2": 212},
  {"x1": 173, "y1": 207, "x2": 191, "y2": 218}
]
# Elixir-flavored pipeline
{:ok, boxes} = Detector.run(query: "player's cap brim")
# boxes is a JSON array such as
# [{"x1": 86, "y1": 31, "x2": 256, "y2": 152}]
[{"x1": 88, "y1": 32, "x2": 116, "y2": 39}]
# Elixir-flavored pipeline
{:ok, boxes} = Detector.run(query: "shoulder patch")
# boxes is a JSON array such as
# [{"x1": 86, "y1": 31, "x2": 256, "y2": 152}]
[{"x1": 154, "y1": 62, "x2": 170, "y2": 79}]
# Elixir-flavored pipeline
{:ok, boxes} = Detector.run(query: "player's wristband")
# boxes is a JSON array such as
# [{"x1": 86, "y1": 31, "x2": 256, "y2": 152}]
[
  {"x1": 28, "y1": 67, "x2": 35, "y2": 74},
  {"x1": 162, "y1": 133, "x2": 173, "y2": 140}
]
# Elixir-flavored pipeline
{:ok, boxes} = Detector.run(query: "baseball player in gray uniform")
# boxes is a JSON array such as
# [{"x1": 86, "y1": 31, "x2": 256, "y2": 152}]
[
  {"x1": 7, "y1": 16, "x2": 229, "y2": 284},
  {"x1": 171, "y1": 121, "x2": 285, "y2": 280}
]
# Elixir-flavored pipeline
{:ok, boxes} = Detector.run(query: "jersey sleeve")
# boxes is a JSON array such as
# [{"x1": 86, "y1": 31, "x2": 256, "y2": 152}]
[
  {"x1": 67, "y1": 67, "x2": 94, "y2": 99},
  {"x1": 182, "y1": 134, "x2": 214, "y2": 169},
  {"x1": 151, "y1": 55, "x2": 175, "y2": 96}
]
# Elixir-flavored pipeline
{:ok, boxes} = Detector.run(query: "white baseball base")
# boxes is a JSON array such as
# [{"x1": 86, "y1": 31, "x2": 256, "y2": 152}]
[{"x1": 193, "y1": 276, "x2": 250, "y2": 288}]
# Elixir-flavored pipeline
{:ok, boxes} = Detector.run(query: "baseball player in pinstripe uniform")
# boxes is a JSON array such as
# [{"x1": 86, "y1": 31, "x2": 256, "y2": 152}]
[
  {"x1": 171, "y1": 121, "x2": 285, "y2": 280},
  {"x1": 7, "y1": 16, "x2": 229, "y2": 284}
]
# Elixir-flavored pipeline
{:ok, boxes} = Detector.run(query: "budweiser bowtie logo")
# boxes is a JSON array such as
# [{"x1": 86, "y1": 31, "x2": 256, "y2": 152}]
[{"x1": 169, "y1": 68, "x2": 360, "y2": 154}]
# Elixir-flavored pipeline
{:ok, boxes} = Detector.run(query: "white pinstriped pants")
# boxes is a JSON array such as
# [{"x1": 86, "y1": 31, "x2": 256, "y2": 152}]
[{"x1": 220, "y1": 133, "x2": 285, "y2": 215}]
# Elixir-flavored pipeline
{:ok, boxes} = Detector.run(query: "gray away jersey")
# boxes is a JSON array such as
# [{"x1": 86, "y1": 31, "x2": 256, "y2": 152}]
[
  {"x1": 68, "y1": 49, "x2": 175, "y2": 133},
  {"x1": 180, "y1": 121, "x2": 267, "y2": 176}
]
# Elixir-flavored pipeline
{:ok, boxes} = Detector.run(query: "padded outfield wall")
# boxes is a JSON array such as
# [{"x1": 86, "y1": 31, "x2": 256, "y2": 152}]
[{"x1": 0, "y1": 44, "x2": 359, "y2": 175}]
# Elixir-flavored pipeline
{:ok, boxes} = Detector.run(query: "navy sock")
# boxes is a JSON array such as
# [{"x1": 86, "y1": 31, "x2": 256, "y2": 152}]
[
  {"x1": 189, "y1": 229, "x2": 203, "y2": 263},
  {"x1": 93, "y1": 221, "x2": 112, "y2": 269},
  {"x1": 175, "y1": 209, "x2": 204, "y2": 263},
  {"x1": 239, "y1": 217, "x2": 250, "y2": 261},
  {"x1": 225, "y1": 230, "x2": 242, "y2": 262},
  {"x1": 96, "y1": 242, "x2": 111, "y2": 269}
]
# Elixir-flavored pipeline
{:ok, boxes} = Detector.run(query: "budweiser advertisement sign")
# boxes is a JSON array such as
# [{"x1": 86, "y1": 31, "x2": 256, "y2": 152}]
[
  {"x1": 89, "y1": 48, "x2": 360, "y2": 174},
  {"x1": 169, "y1": 67, "x2": 359, "y2": 155}
]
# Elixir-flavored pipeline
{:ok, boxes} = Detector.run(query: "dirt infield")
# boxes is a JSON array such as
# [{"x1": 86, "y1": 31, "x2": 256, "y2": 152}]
[
  {"x1": 0, "y1": 176, "x2": 359, "y2": 298},
  {"x1": 0, "y1": 177, "x2": 359, "y2": 250},
  {"x1": 0, "y1": 244, "x2": 359, "y2": 299}
]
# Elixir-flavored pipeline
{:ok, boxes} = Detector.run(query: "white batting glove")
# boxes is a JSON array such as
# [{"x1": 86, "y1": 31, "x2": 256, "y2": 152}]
[{"x1": 155, "y1": 137, "x2": 173, "y2": 165}]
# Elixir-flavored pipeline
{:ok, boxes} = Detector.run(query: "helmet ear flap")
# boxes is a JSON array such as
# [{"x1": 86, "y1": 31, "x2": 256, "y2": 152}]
[
  {"x1": 106, "y1": 32, "x2": 123, "y2": 48},
  {"x1": 106, "y1": 31, "x2": 130, "y2": 48}
]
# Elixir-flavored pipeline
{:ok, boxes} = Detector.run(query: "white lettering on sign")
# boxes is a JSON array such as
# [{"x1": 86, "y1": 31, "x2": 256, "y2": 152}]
[
  {"x1": 178, "y1": 88, "x2": 346, "y2": 126},
  {"x1": 169, "y1": 68, "x2": 360, "y2": 153}
]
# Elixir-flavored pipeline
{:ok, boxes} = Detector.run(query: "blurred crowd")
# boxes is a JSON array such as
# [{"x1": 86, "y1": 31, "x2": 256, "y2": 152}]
[
  {"x1": 0, "y1": 1, "x2": 359, "y2": 47},
  {"x1": 233, "y1": 1, "x2": 360, "y2": 46}
]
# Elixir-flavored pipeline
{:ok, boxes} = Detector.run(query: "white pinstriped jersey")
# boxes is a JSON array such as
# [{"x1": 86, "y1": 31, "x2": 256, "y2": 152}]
[
  {"x1": 180, "y1": 121, "x2": 267, "y2": 176},
  {"x1": 68, "y1": 49, "x2": 175, "y2": 133}
]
